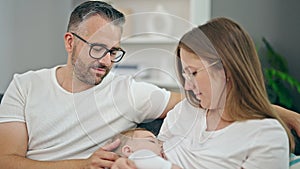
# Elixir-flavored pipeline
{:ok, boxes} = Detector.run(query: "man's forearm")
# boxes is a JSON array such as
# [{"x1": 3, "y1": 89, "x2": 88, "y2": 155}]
[
  {"x1": 273, "y1": 105, "x2": 299, "y2": 126},
  {"x1": 0, "y1": 154, "x2": 87, "y2": 169}
]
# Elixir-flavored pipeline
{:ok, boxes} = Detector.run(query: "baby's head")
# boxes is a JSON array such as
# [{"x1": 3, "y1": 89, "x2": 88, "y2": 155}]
[{"x1": 112, "y1": 128, "x2": 163, "y2": 157}]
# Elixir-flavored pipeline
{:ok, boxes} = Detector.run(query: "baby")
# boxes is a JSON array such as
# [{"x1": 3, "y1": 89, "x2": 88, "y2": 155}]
[{"x1": 111, "y1": 128, "x2": 181, "y2": 169}]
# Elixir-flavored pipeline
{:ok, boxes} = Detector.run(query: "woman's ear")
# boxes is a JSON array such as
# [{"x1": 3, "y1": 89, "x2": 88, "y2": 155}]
[
  {"x1": 122, "y1": 145, "x2": 134, "y2": 157},
  {"x1": 64, "y1": 32, "x2": 74, "y2": 53}
]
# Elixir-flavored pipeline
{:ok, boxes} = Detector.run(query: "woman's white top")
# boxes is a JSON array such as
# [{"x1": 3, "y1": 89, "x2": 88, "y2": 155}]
[{"x1": 158, "y1": 99, "x2": 289, "y2": 169}]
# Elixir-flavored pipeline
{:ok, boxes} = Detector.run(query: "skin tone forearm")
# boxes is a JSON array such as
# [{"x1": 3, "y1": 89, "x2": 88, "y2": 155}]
[
  {"x1": 272, "y1": 104, "x2": 300, "y2": 136},
  {"x1": 172, "y1": 164, "x2": 183, "y2": 169},
  {"x1": 0, "y1": 146, "x2": 119, "y2": 169},
  {"x1": 0, "y1": 156, "x2": 87, "y2": 169},
  {"x1": 159, "y1": 92, "x2": 183, "y2": 118},
  {"x1": 0, "y1": 122, "x2": 120, "y2": 169}
]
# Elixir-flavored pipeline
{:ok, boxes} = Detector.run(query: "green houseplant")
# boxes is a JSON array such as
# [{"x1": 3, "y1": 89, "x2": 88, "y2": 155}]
[{"x1": 259, "y1": 38, "x2": 300, "y2": 109}]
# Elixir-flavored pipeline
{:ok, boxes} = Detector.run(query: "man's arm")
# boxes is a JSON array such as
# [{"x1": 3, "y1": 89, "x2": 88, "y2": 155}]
[
  {"x1": 273, "y1": 105, "x2": 300, "y2": 136},
  {"x1": 0, "y1": 122, "x2": 119, "y2": 169},
  {"x1": 159, "y1": 92, "x2": 183, "y2": 119}
]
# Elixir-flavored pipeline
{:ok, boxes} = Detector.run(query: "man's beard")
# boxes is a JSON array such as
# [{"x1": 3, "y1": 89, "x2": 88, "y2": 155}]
[{"x1": 71, "y1": 49, "x2": 111, "y2": 86}]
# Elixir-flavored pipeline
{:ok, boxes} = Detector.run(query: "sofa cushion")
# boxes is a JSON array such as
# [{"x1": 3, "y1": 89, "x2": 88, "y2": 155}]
[{"x1": 137, "y1": 119, "x2": 164, "y2": 136}]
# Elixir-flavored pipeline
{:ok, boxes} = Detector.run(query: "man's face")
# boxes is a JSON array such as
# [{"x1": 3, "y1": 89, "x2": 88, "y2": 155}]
[
  {"x1": 128, "y1": 130, "x2": 163, "y2": 157},
  {"x1": 71, "y1": 15, "x2": 122, "y2": 86}
]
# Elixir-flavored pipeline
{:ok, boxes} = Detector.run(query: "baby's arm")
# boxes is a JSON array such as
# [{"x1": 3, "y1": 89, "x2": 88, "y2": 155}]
[
  {"x1": 129, "y1": 149, "x2": 182, "y2": 169},
  {"x1": 171, "y1": 164, "x2": 182, "y2": 169}
]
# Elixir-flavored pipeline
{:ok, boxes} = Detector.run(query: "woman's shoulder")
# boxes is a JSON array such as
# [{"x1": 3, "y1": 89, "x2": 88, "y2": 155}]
[
  {"x1": 242, "y1": 118, "x2": 283, "y2": 128},
  {"x1": 234, "y1": 118, "x2": 287, "y2": 138}
]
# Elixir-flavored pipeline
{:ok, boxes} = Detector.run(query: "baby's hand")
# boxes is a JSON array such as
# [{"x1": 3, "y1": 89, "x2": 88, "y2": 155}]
[
  {"x1": 129, "y1": 149, "x2": 172, "y2": 169},
  {"x1": 111, "y1": 157, "x2": 137, "y2": 169}
]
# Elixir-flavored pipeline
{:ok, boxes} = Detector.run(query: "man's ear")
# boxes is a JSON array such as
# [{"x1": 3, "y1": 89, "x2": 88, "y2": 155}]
[
  {"x1": 122, "y1": 145, "x2": 134, "y2": 157},
  {"x1": 64, "y1": 32, "x2": 74, "y2": 53}
]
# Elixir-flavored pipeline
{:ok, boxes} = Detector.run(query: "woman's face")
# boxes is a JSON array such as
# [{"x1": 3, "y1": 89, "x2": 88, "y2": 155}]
[{"x1": 180, "y1": 48, "x2": 226, "y2": 109}]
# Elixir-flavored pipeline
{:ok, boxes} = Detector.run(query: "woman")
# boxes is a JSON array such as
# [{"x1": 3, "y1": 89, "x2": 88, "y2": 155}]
[{"x1": 112, "y1": 17, "x2": 293, "y2": 169}]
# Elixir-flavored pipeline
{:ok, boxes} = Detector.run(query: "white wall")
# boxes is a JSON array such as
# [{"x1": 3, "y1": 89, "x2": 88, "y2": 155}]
[
  {"x1": 0, "y1": 0, "x2": 72, "y2": 93},
  {"x1": 1, "y1": 0, "x2": 300, "y2": 110},
  {"x1": 0, "y1": 1, "x2": 15, "y2": 93},
  {"x1": 212, "y1": 0, "x2": 300, "y2": 81}
]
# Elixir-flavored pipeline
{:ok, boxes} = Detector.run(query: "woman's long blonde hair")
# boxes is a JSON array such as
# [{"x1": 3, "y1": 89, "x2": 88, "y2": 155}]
[{"x1": 176, "y1": 17, "x2": 294, "y2": 151}]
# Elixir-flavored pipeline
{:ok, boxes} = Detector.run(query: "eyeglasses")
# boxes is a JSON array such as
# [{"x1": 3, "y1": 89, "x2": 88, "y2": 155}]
[
  {"x1": 182, "y1": 60, "x2": 220, "y2": 82},
  {"x1": 71, "y1": 32, "x2": 125, "y2": 63}
]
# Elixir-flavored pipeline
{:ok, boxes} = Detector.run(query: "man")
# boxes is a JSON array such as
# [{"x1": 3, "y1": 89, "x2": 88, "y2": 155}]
[
  {"x1": 0, "y1": 1, "x2": 299, "y2": 169},
  {"x1": 0, "y1": 1, "x2": 180, "y2": 168}
]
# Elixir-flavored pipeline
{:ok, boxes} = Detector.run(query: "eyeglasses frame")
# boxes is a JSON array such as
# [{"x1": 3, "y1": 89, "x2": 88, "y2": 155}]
[
  {"x1": 182, "y1": 60, "x2": 220, "y2": 82},
  {"x1": 71, "y1": 32, "x2": 125, "y2": 63}
]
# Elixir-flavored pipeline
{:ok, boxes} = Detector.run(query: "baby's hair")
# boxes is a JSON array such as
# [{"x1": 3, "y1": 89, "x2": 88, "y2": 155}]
[{"x1": 111, "y1": 128, "x2": 150, "y2": 156}]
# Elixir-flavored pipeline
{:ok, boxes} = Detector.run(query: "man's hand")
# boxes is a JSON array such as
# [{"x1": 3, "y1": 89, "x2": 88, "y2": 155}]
[
  {"x1": 273, "y1": 105, "x2": 300, "y2": 136},
  {"x1": 111, "y1": 158, "x2": 137, "y2": 169},
  {"x1": 84, "y1": 139, "x2": 121, "y2": 169}
]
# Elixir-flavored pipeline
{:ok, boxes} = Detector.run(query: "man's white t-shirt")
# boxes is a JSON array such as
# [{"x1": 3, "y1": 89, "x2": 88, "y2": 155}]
[
  {"x1": 0, "y1": 66, "x2": 170, "y2": 161},
  {"x1": 158, "y1": 99, "x2": 289, "y2": 169}
]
